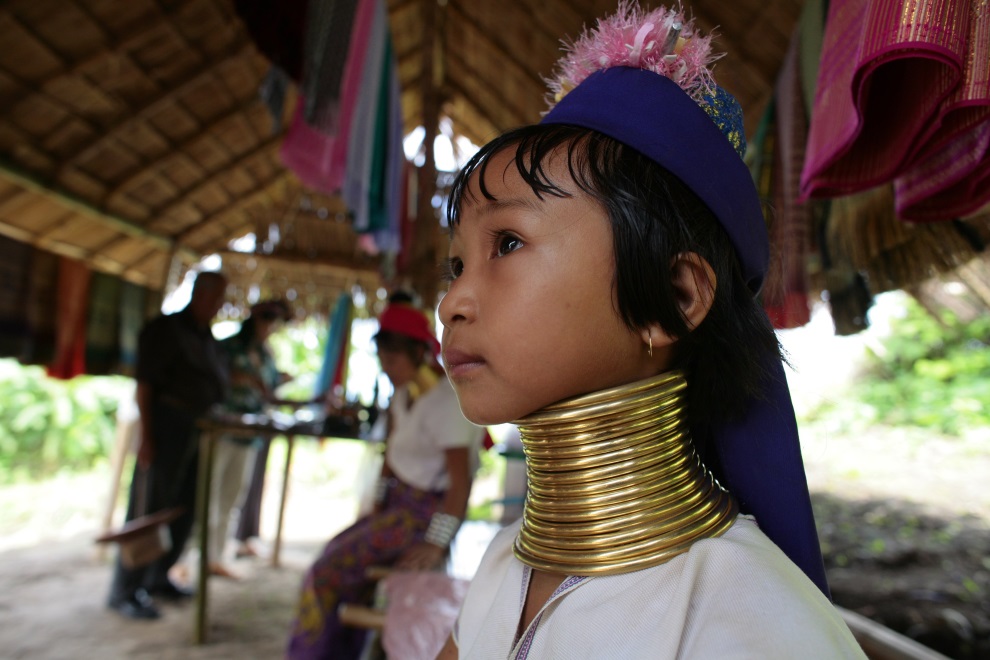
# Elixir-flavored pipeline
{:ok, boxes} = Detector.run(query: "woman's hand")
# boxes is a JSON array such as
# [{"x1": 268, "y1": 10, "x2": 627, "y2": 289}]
[{"x1": 395, "y1": 542, "x2": 446, "y2": 571}]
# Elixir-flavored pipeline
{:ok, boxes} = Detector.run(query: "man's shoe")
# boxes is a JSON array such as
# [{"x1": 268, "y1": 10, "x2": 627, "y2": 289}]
[
  {"x1": 148, "y1": 580, "x2": 193, "y2": 601},
  {"x1": 108, "y1": 590, "x2": 160, "y2": 620}
]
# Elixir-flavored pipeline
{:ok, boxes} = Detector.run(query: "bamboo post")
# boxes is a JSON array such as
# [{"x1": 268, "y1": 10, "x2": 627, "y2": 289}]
[
  {"x1": 271, "y1": 434, "x2": 296, "y2": 568},
  {"x1": 96, "y1": 407, "x2": 136, "y2": 561},
  {"x1": 193, "y1": 427, "x2": 217, "y2": 645},
  {"x1": 409, "y1": 0, "x2": 444, "y2": 308}
]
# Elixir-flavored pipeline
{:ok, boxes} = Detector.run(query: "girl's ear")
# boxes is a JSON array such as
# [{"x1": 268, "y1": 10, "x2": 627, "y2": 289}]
[
  {"x1": 639, "y1": 251, "x2": 717, "y2": 351},
  {"x1": 669, "y1": 251, "x2": 717, "y2": 330}
]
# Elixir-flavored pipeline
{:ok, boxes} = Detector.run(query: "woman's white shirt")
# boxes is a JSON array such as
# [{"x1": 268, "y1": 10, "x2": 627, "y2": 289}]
[{"x1": 386, "y1": 378, "x2": 484, "y2": 491}]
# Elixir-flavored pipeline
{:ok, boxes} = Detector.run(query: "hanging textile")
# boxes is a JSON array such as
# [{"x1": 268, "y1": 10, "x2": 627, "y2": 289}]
[
  {"x1": 0, "y1": 235, "x2": 33, "y2": 358},
  {"x1": 375, "y1": 34, "x2": 405, "y2": 255},
  {"x1": 301, "y1": 0, "x2": 360, "y2": 131},
  {"x1": 764, "y1": 31, "x2": 813, "y2": 329},
  {"x1": 364, "y1": 37, "x2": 394, "y2": 236},
  {"x1": 894, "y1": 3, "x2": 990, "y2": 221},
  {"x1": 20, "y1": 248, "x2": 58, "y2": 366},
  {"x1": 279, "y1": 0, "x2": 377, "y2": 194},
  {"x1": 314, "y1": 293, "x2": 354, "y2": 398},
  {"x1": 802, "y1": 0, "x2": 970, "y2": 199},
  {"x1": 234, "y1": 0, "x2": 307, "y2": 81},
  {"x1": 259, "y1": 65, "x2": 291, "y2": 134},
  {"x1": 118, "y1": 281, "x2": 148, "y2": 376},
  {"x1": 48, "y1": 257, "x2": 92, "y2": 380},
  {"x1": 84, "y1": 272, "x2": 123, "y2": 375},
  {"x1": 343, "y1": 0, "x2": 388, "y2": 233},
  {"x1": 144, "y1": 287, "x2": 163, "y2": 321}
]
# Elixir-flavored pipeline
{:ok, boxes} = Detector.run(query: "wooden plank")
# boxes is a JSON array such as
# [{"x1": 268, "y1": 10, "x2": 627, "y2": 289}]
[
  {"x1": 0, "y1": 156, "x2": 195, "y2": 262},
  {"x1": 837, "y1": 607, "x2": 952, "y2": 660}
]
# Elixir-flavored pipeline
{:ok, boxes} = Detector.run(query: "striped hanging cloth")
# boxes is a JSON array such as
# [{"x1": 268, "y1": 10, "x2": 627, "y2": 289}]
[
  {"x1": 764, "y1": 29, "x2": 813, "y2": 329},
  {"x1": 894, "y1": 1, "x2": 990, "y2": 221},
  {"x1": 801, "y1": 0, "x2": 970, "y2": 199},
  {"x1": 47, "y1": 257, "x2": 92, "y2": 380},
  {"x1": 84, "y1": 272, "x2": 123, "y2": 375},
  {"x1": 20, "y1": 249, "x2": 59, "y2": 365},
  {"x1": 301, "y1": 0, "x2": 360, "y2": 132},
  {"x1": 0, "y1": 235, "x2": 32, "y2": 358}
]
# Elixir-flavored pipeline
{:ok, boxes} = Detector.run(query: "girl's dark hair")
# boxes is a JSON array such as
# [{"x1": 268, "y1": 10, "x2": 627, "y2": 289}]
[
  {"x1": 447, "y1": 124, "x2": 781, "y2": 438},
  {"x1": 374, "y1": 331, "x2": 427, "y2": 365}
]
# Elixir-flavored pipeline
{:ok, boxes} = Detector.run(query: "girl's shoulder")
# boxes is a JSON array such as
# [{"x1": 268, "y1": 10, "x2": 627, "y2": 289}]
[{"x1": 594, "y1": 517, "x2": 865, "y2": 658}]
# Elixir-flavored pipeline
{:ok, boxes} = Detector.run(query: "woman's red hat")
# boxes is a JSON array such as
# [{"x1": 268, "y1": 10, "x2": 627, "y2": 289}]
[{"x1": 376, "y1": 303, "x2": 440, "y2": 355}]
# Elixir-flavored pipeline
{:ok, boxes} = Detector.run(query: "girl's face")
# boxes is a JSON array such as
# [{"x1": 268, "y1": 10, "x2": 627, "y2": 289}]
[
  {"x1": 378, "y1": 347, "x2": 419, "y2": 389},
  {"x1": 439, "y1": 147, "x2": 663, "y2": 426}
]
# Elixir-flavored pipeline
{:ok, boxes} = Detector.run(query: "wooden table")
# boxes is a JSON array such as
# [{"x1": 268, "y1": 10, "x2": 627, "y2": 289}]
[{"x1": 192, "y1": 411, "x2": 361, "y2": 645}]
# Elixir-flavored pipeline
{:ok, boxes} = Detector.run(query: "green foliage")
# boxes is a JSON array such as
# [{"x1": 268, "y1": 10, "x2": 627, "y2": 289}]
[
  {"x1": 807, "y1": 297, "x2": 990, "y2": 435},
  {"x1": 0, "y1": 360, "x2": 132, "y2": 482},
  {"x1": 268, "y1": 318, "x2": 328, "y2": 401}
]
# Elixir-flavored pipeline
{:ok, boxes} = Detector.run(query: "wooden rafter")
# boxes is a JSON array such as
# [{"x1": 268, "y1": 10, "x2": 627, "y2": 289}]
[
  {"x1": 0, "y1": 155, "x2": 196, "y2": 259},
  {"x1": 147, "y1": 136, "x2": 282, "y2": 223},
  {"x1": 444, "y1": 50, "x2": 532, "y2": 129},
  {"x1": 31, "y1": 209, "x2": 79, "y2": 241},
  {"x1": 512, "y1": 0, "x2": 581, "y2": 46},
  {"x1": 107, "y1": 113, "x2": 217, "y2": 199},
  {"x1": 217, "y1": 249, "x2": 380, "y2": 279},
  {"x1": 441, "y1": 79, "x2": 502, "y2": 142},
  {"x1": 55, "y1": 42, "x2": 252, "y2": 175},
  {"x1": 446, "y1": 2, "x2": 547, "y2": 90},
  {"x1": 175, "y1": 170, "x2": 294, "y2": 244}
]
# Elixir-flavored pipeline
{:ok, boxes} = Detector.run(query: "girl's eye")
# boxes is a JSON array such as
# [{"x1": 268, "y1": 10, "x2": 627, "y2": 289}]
[
  {"x1": 494, "y1": 232, "x2": 523, "y2": 257},
  {"x1": 440, "y1": 257, "x2": 463, "y2": 283}
]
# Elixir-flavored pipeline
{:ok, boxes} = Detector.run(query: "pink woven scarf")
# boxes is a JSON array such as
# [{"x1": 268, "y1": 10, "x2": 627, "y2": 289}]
[
  {"x1": 894, "y1": 1, "x2": 990, "y2": 221},
  {"x1": 802, "y1": 0, "x2": 969, "y2": 199}
]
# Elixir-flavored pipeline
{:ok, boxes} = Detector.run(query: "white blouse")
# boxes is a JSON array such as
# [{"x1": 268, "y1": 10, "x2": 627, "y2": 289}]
[{"x1": 454, "y1": 516, "x2": 867, "y2": 659}]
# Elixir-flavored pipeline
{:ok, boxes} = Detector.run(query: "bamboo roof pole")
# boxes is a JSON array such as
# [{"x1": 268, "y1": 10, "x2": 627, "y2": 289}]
[{"x1": 410, "y1": 0, "x2": 445, "y2": 310}]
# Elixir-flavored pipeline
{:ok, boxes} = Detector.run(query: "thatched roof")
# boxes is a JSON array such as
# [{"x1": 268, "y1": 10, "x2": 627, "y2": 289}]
[
  {"x1": 389, "y1": 0, "x2": 802, "y2": 145},
  {"x1": 2, "y1": 0, "x2": 986, "y2": 321},
  {"x1": 0, "y1": 0, "x2": 805, "y2": 314}
]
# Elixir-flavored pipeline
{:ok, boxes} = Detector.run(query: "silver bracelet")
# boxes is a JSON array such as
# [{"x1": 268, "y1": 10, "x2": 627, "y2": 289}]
[{"x1": 424, "y1": 512, "x2": 461, "y2": 548}]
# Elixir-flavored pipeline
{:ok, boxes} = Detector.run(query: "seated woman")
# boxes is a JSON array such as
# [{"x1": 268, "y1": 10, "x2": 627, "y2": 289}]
[{"x1": 286, "y1": 297, "x2": 486, "y2": 660}]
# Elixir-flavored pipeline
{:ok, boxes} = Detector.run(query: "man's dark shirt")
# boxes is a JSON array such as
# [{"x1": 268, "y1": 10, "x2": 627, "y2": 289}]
[{"x1": 135, "y1": 308, "x2": 228, "y2": 416}]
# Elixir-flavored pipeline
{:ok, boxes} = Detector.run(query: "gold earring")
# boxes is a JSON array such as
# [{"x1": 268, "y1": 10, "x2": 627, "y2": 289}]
[{"x1": 648, "y1": 335, "x2": 653, "y2": 358}]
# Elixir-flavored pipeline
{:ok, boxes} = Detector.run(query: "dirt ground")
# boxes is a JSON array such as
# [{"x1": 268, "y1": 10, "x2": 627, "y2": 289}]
[{"x1": 1, "y1": 424, "x2": 988, "y2": 659}]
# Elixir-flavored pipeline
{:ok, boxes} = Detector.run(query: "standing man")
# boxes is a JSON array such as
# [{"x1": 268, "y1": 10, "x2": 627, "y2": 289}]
[{"x1": 108, "y1": 271, "x2": 229, "y2": 619}]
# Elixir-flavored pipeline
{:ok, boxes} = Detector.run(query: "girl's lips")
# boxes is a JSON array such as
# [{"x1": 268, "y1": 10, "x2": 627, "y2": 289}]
[{"x1": 443, "y1": 347, "x2": 485, "y2": 378}]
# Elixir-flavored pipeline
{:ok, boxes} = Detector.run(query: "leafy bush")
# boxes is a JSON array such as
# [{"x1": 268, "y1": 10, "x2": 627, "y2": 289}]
[
  {"x1": 806, "y1": 296, "x2": 990, "y2": 435},
  {"x1": 0, "y1": 360, "x2": 132, "y2": 481}
]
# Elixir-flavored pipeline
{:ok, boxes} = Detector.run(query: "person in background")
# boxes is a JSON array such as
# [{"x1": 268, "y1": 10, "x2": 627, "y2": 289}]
[
  {"x1": 207, "y1": 299, "x2": 291, "y2": 578},
  {"x1": 285, "y1": 294, "x2": 486, "y2": 659},
  {"x1": 107, "y1": 270, "x2": 228, "y2": 620}
]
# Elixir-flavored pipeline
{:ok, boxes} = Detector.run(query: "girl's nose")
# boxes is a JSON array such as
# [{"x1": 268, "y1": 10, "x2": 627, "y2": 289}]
[{"x1": 438, "y1": 276, "x2": 475, "y2": 328}]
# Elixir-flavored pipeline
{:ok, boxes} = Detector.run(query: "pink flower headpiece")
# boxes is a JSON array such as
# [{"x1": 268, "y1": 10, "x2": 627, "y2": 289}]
[{"x1": 546, "y1": 2, "x2": 721, "y2": 110}]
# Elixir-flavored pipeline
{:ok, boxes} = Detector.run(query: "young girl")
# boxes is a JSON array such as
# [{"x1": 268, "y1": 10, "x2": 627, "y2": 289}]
[{"x1": 436, "y1": 4, "x2": 865, "y2": 658}]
